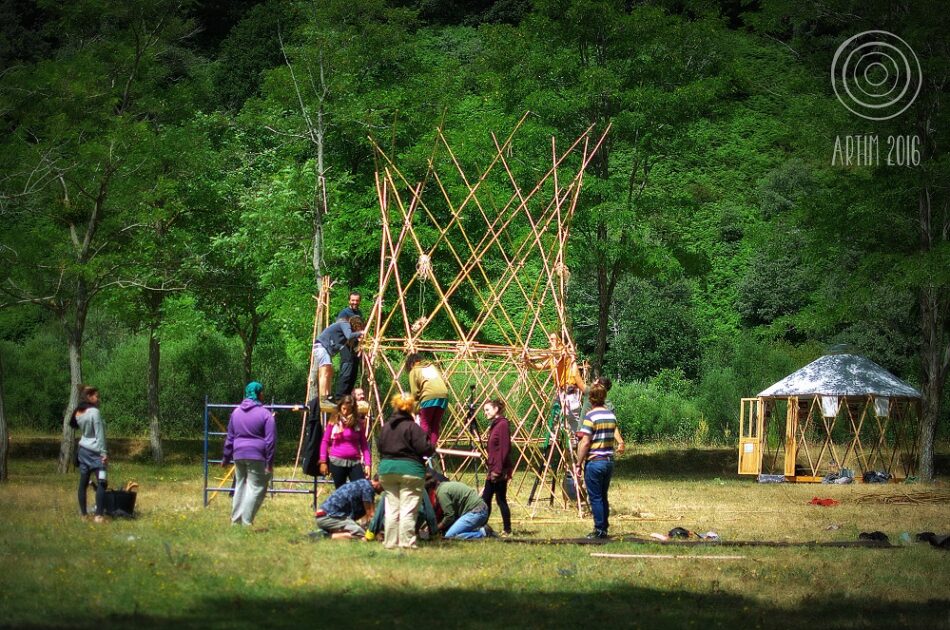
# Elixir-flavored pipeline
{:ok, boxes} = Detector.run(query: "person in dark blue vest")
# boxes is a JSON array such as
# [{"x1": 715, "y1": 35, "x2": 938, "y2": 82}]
[
  {"x1": 314, "y1": 313, "x2": 364, "y2": 407},
  {"x1": 334, "y1": 292, "x2": 363, "y2": 400}
]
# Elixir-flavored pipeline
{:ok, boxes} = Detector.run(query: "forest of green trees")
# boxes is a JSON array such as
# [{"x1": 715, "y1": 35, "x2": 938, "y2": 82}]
[{"x1": 0, "y1": 0, "x2": 946, "y2": 477}]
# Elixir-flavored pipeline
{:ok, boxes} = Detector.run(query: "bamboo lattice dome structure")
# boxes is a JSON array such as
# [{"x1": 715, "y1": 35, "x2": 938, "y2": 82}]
[{"x1": 360, "y1": 114, "x2": 608, "y2": 513}]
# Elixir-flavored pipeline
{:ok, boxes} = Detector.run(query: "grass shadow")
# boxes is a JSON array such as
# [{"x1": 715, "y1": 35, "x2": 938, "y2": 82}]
[
  {"x1": 613, "y1": 448, "x2": 950, "y2": 481},
  {"x1": 13, "y1": 584, "x2": 948, "y2": 629}
]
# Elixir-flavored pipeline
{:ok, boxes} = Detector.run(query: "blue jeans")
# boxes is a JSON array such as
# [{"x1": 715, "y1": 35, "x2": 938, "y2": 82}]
[
  {"x1": 584, "y1": 458, "x2": 613, "y2": 533},
  {"x1": 444, "y1": 509, "x2": 489, "y2": 540}
]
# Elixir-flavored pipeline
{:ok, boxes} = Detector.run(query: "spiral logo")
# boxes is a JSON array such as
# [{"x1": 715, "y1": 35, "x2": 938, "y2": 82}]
[{"x1": 831, "y1": 30, "x2": 922, "y2": 121}]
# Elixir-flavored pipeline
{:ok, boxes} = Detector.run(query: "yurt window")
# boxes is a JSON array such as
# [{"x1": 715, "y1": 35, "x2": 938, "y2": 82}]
[
  {"x1": 820, "y1": 395, "x2": 839, "y2": 418},
  {"x1": 874, "y1": 397, "x2": 890, "y2": 417}
]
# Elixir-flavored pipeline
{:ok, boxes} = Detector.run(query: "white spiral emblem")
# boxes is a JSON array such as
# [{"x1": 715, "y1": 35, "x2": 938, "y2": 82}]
[{"x1": 831, "y1": 30, "x2": 922, "y2": 121}]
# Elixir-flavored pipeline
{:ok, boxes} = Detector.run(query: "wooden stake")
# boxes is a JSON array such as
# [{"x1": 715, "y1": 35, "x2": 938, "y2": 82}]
[{"x1": 591, "y1": 553, "x2": 747, "y2": 561}]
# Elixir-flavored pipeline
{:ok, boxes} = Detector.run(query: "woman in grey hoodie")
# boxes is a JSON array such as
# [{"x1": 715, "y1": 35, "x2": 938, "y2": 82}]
[{"x1": 70, "y1": 385, "x2": 108, "y2": 522}]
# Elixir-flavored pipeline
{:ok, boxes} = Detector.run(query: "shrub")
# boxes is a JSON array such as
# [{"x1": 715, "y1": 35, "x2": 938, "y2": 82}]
[
  {"x1": 86, "y1": 328, "x2": 268, "y2": 437},
  {"x1": 90, "y1": 334, "x2": 149, "y2": 435},
  {"x1": 696, "y1": 336, "x2": 822, "y2": 442},
  {"x1": 0, "y1": 326, "x2": 69, "y2": 432},
  {"x1": 610, "y1": 380, "x2": 704, "y2": 444}
]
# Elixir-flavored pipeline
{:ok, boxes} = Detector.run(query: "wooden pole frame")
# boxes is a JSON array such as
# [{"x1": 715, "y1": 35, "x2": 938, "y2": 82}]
[
  {"x1": 363, "y1": 117, "x2": 609, "y2": 512},
  {"x1": 739, "y1": 393, "x2": 921, "y2": 481}
]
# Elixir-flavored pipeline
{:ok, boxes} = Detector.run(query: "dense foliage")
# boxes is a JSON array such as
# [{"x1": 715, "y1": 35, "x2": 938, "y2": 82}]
[{"x1": 0, "y1": 1, "x2": 947, "y2": 468}]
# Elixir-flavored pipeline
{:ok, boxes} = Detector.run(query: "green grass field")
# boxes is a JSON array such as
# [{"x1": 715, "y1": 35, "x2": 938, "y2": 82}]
[{"x1": 1, "y1": 440, "x2": 948, "y2": 629}]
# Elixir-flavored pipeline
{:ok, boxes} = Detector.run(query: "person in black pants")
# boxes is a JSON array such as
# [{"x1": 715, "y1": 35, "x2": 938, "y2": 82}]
[
  {"x1": 481, "y1": 399, "x2": 513, "y2": 536},
  {"x1": 334, "y1": 292, "x2": 363, "y2": 399},
  {"x1": 319, "y1": 396, "x2": 372, "y2": 488},
  {"x1": 70, "y1": 385, "x2": 109, "y2": 522}
]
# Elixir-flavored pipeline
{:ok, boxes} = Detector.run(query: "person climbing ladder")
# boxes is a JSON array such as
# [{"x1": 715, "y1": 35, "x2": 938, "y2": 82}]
[{"x1": 313, "y1": 315, "x2": 365, "y2": 409}]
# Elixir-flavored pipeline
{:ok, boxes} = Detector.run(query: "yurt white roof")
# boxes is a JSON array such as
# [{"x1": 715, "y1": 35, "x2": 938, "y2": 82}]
[{"x1": 757, "y1": 354, "x2": 922, "y2": 399}]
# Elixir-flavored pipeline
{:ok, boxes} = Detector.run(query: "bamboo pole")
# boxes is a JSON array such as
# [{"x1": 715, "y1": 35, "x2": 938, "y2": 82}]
[{"x1": 292, "y1": 276, "x2": 330, "y2": 479}]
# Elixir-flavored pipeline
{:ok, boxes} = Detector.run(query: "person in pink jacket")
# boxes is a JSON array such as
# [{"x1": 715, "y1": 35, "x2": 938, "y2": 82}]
[{"x1": 319, "y1": 394, "x2": 371, "y2": 488}]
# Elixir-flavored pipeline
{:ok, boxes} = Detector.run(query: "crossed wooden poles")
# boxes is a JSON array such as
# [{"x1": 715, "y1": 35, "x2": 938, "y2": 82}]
[
  {"x1": 746, "y1": 395, "x2": 921, "y2": 480},
  {"x1": 360, "y1": 114, "x2": 609, "y2": 514}
]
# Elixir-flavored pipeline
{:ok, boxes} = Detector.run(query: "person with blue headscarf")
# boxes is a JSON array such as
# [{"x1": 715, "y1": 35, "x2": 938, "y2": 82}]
[{"x1": 222, "y1": 381, "x2": 276, "y2": 526}]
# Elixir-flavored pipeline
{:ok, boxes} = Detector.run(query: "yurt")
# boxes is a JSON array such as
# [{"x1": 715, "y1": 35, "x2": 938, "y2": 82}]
[{"x1": 738, "y1": 354, "x2": 921, "y2": 481}]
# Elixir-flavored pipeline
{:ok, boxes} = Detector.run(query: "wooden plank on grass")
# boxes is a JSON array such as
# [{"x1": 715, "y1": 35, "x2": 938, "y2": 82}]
[{"x1": 591, "y1": 553, "x2": 746, "y2": 560}]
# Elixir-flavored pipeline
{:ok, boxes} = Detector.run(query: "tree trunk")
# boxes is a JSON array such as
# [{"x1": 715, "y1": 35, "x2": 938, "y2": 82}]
[
  {"x1": 147, "y1": 317, "x2": 164, "y2": 465},
  {"x1": 313, "y1": 52, "x2": 327, "y2": 285},
  {"x1": 594, "y1": 268, "x2": 609, "y2": 377},
  {"x1": 593, "y1": 222, "x2": 624, "y2": 377},
  {"x1": 0, "y1": 348, "x2": 9, "y2": 482},
  {"x1": 914, "y1": 128, "x2": 949, "y2": 479},
  {"x1": 917, "y1": 283, "x2": 949, "y2": 482},
  {"x1": 241, "y1": 315, "x2": 260, "y2": 386},
  {"x1": 313, "y1": 112, "x2": 325, "y2": 287},
  {"x1": 306, "y1": 54, "x2": 328, "y2": 402},
  {"x1": 242, "y1": 340, "x2": 253, "y2": 386},
  {"x1": 57, "y1": 327, "x2": 83, "y2": 474}
]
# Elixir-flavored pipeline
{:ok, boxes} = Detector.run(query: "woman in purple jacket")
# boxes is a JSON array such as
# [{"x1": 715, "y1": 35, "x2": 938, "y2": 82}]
[
  {"x1": 319, "y1": 395, "x2": 371, "y2": 488},
  {"x1": 222, "y1": 381, "x2": 276, "y2": 526},
  {"x1": 481, "y1": 399, "x2": 513, "y2": 536}
]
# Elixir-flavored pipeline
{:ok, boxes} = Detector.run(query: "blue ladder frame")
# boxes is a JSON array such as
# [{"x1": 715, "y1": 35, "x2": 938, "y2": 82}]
[{"x1": 202, "y1": 397, "x2": 327, "y2": 508}]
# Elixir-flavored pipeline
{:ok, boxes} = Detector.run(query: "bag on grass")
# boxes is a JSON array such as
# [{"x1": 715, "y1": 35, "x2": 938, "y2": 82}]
[{"x1": 102, "y1": 488, "x2": 137, "y2": 518}]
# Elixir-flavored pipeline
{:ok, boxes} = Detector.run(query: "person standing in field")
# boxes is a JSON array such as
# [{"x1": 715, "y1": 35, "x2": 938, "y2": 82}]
[
  {"x1": 70, "y1": 385, "x2": 108, "y2": 523},
  {"x1": 222, "y1": 381, "x2": 276, "y2": 526},
  {"x1": 579, "y1": 376, "x2": 626, "y2": 455},
  {"x1": 481, "y1": 399, "x2": 513, "y2": 537},
  {"x1": 575, "y1": 382, "x2": 615, "y2": 539},
  {"x1": 334, "y1": 292, "x2": 364, "y2": 399},
  {"x1": 405, "y1": 353, "x2": 448, "y2": 447},
  {"x1": 319, "y1": 394, "x2": 372, "y2": 488},
  {"x1": 377, "y1": 393, "x2": 435, "y2": 549}
]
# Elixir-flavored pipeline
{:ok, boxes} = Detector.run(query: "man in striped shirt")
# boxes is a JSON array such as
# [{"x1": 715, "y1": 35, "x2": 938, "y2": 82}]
[{"x1": 575, "y1": 382, "x2": 616, "y2": 539}]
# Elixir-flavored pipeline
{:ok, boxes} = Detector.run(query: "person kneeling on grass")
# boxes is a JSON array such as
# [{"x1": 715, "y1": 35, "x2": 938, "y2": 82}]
[
  {"x1": 315, "y1": 476, "x2": 384, "y2": 539},
  {"x1": 426, "y1": 477, "x2": 495, "y2": 540}
]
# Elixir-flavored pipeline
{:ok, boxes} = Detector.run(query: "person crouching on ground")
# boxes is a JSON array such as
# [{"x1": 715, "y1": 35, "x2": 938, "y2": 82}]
[
  {"x1": 428, "y1": 476, "x2": 494, "y2": 540},
  {"x1": 481, "y1": 398, "x2": 513, "y2": 537},
  {"x1": 222, "y1": 381, "x2": 276, "y2": 526},
  {"x1": 377, "y1": 393, "x2": 435, "y2": 549},
  {"x1": 574, "y1": 382, "x2": 615, "y2": 539},
  {"x1": 70, "y1": 385, "x2": 108, "y2": 523},
  {"x1": 319, "y1": 395, "x2": 371, "y2": 488},
  {"x1": 315, "y1": 476, "x2": 383, "y2": 539}
]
